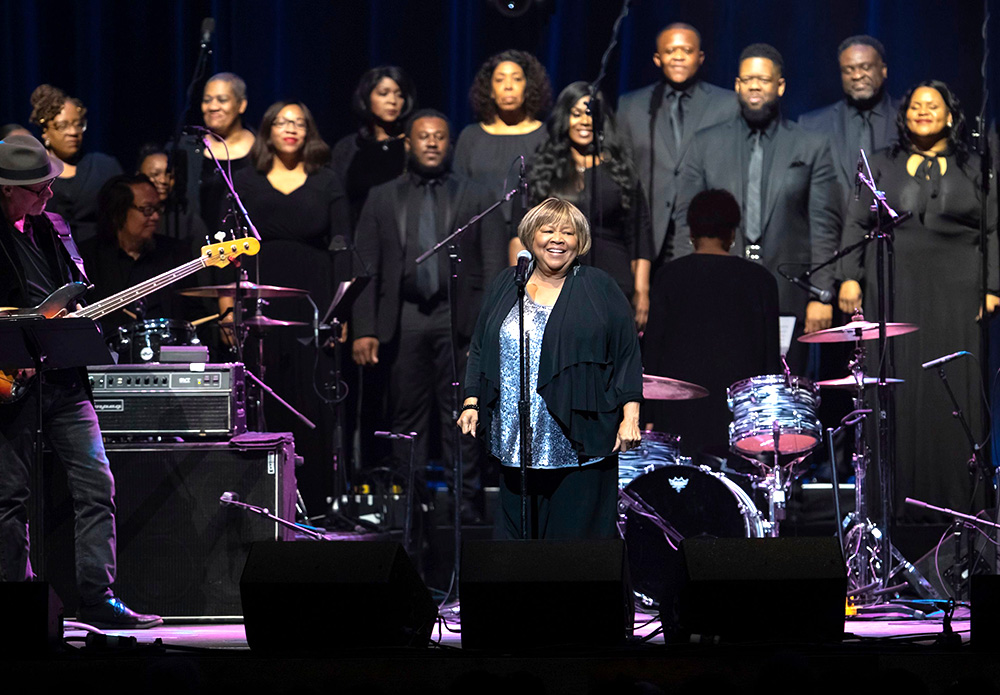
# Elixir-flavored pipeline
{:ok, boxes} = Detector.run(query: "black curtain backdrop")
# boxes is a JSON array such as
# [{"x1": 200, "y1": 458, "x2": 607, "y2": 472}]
[{"x1": 1, "y1": 0, "x2": 995, "y2": 171}]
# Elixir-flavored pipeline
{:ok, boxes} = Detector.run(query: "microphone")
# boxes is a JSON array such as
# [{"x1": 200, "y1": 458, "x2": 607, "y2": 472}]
[
  {"x1": 519, "y1": 156, "x2": 528, "y2": 211},
  {"x1": 514, "y1": 249, "x2": 532, "y2": 288},
  {"x1": 220, "y1": 491, "x2": 239, "y2": 506},
  {"x1": 855, "y1": 150, "x2": 864, "y2": 201},
  {"x1": 200, "y1": 17, "x2": 215, "y2": 48},
  {"x1": 921, "y1": 351, "x2": 972, "y2": 370},
  {"x1": 780, "y1": 270, "x2": 833, "y2": 303}
]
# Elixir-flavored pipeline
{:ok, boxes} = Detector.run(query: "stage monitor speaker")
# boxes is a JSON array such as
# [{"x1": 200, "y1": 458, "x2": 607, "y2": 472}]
[
  {"x1": 972, "y1": 575, "x2": 1000, "y2": 648},
  {"x1": 459, "y1": 539, "x2": 633, "y2": 650},
  {"x1": 240, "y1": 541, "x2": 437, "y2": 652},
  {"x1": 42, "y1": 435, "x2": 297, "y2": 619},
  {"x1": 679, "y1": 537, "x2": 846, "y2": 643},
  {"x1": 0, "y1": 583, "x2": 63, "y2": 654}
]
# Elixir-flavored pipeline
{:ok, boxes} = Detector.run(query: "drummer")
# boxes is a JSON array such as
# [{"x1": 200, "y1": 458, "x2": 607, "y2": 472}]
[
  {"x1": 643, "y1": 189, "x2": 780, "y2": 459},
  {"x1": 80, "y1": 174, "x2": 209, "y2": 347}
]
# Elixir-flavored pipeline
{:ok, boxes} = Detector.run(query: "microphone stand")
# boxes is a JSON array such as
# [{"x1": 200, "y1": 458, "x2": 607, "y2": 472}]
[{"x1": 416, "y1": 175, "x2": 521, "y2": 592}]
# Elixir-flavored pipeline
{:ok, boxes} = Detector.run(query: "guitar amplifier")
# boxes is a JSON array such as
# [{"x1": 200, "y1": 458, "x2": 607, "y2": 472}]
[{"x1": 87, "y1": 363, "x2": 246, "y2": 437}]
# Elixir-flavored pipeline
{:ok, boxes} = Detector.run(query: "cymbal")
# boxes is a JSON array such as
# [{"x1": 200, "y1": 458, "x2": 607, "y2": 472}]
[
  {"x1": 798, "y1": 320, "x2": 919, "y2": 344},
  {"x1": 178, "y1": 281, "x2": 310, "y2": 299},
  {"x1": 241, "y1": 315, "x2": 309, "y2": 328},
  {"x1": 642, "y1": 374, "x2": 709, "y2": 400},
  {"x1": 816, "y1": 375, "x2": 904, "y2": 389}
]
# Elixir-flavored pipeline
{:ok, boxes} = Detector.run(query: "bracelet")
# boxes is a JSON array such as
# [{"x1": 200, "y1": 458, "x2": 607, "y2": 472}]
[{"x1": 461, "y1": 403, "x2": 479, "y2": 412}]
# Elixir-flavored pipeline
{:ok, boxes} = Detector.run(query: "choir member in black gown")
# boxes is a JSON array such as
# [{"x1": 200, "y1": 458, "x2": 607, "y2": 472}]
[
  {"x1": 331, "y1": 66, "x2": 415, "y2": 230},
  {"x1": 231, "y1": 100, "x2": 348, "y2": 513},
  {"x1": 644, "y1": 189, "x2": 780, "y2": 458},
  {"x1": 528, "y1": 82, "x2": 653, "y2": 328},
  {"x1": 179, "y1": 73, "x2": 256, "y2": 232},
  {"x1": 454, "y1": 49, "x2": 552, "y2": 258},
  {"x1": 29, "y1": 84, "x2": 122, "y2": 243},
  {"x1": 839, "y1": 81, "x2": 999, "y2": 521}
]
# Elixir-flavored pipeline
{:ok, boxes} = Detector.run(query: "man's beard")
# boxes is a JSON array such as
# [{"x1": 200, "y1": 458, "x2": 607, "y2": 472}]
[
  {"x1": 845, "y1": 85, "x2": 884, "y2": 111},
  {"x1": 407, "y1": 151, "x2": 450, "y2": 178},
  {"x1": 740, "y1": 97, "x2": 780, "y2": 129}
]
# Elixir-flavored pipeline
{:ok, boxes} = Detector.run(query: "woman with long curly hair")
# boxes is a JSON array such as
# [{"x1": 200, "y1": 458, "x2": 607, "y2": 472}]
[
  {"x1": 527, "y1": 82, "x2": 653, "y2": 328},
  {"x1": 453, "y1": 50, "x2": 553, "y2": 253},
  {"x1": 840, "y1": 80, "x2": 998, "y2": 521},
  {"x1": 29, "y1": 84, "x2": 122, "y2": 243}
]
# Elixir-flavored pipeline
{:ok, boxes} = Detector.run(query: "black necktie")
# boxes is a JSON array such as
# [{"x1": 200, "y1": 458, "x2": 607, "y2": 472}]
[
  {"x1": 669, "y1": 91, "x2": 684, "y2": 151},
  {"x1": 416, "y1": 180, "x2": 439, "y2": 300},
  {"x1": 746, "y1": 131, "x2": 763, "y2": 243},
  {"x1": 858, "y1": 111, "x2": 874, "y2": 158}
]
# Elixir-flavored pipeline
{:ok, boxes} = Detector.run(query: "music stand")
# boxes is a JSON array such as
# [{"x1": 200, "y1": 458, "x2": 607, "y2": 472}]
[{"x1": 0, "y1": 317, "x2": 113, "y2": 580}]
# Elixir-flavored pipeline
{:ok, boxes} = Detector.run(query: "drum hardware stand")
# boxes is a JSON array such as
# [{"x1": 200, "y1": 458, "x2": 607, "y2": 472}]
[{"x1": 618, "y1": 487, "x2": 684, "y2": 549}]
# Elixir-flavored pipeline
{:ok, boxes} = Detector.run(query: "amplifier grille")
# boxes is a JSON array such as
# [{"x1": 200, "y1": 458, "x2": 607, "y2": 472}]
[{"x1": 94, "y1": 395, "x2": 237, "y2": 434}]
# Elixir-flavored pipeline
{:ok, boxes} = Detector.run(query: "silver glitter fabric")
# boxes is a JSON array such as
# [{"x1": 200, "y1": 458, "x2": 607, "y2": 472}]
[{"x1": 491, "y1": 296, "x2": 599, "y2": 468}]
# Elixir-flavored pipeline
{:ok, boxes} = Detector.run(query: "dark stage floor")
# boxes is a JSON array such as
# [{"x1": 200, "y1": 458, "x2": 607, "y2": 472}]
[{"x1": 11, "y1": 608, "x2": 988, "y2": 695}]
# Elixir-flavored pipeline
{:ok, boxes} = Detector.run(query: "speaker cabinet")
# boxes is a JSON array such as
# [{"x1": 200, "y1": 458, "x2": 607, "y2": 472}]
[
  {"x1": 43, "y1": 435, "x2": 298, "y2": 618},
  {"x1": 460, "y1": 539, "x2": 633, "y2": 650},
  {"x1": 679, "y1": 537, "x2": 846, "y2": 643},
  {"x1": 240, "y1": 541, "x2": 437, "y2": 651},
  {"x1": 0, "y1": 583, "x2": 63, "y2": 654}
]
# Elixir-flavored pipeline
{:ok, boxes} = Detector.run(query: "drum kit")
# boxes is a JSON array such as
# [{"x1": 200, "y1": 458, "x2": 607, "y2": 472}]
[{"x1": 622, "y1": 314, "x2": 918, "y2": 610}]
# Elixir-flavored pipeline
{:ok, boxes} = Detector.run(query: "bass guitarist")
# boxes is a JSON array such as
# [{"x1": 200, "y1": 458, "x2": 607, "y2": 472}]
[{"x1": 0, "y1": 134, "x2": 161, "y2": 628}]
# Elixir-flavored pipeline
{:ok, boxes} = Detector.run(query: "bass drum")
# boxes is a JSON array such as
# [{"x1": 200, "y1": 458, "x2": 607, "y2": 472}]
[{"x1": 619, "y1": 463, "x2": 764, "y2": 610}]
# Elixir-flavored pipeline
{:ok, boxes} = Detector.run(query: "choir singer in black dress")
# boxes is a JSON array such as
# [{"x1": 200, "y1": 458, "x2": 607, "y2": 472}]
[
  {"x1": 458, "y1": 198, "x2": 643, "y2": 540},
  {"x1": 839, "y1": 80, "x2": 998, "y2": 521},
  {"x1": 527, "y1": 82, "x2": 653, "y2": 328},
  {"x1": 231, "y1": 100, "x2": 348, "y2": 513}
]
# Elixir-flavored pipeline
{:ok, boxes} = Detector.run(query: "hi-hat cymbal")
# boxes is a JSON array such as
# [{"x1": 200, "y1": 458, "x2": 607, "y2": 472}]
[
  {"x1": 798, "y1": 320, "x2": 919, "y2": 343},
  {"x1": 642, "y1": 374, "x2": 709, "y2": 400},
  {"x1": 241, "y1": 315, "x2": 309, "y2": 328},
  {"x1": 178, "y1": 281, "x2": 310, "y2": 299},
  {"x1": 816, "y1": 375, "x2": 904, "y2": 389}
]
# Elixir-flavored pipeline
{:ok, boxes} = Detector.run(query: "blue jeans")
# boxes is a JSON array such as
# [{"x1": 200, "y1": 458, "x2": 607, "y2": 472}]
[{"x1": 0, "y1": 369, "x2": 116, "y2": 604}]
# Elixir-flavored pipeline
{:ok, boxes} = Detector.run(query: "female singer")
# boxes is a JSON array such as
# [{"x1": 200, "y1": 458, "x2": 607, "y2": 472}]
[
  {"x1": 454, "y1": 50, "x2": 552, "y2": 256},
  {"x1": 839, "y1": 80, "x2": 998, "y2": 520},
  {"x1": 231, "y1": 100, "x2": 348, "y2": 511},
  {"x1": 331, "y1": 66, "x2": 416, "y2": 229},
  {"x1": 29, "y1": 84, "x2": 122, "y2": 243},
  {"x1": 527, "y1": 82, "x2": 653, "y2": 328},
  {"x1": 458, "y1": 198, "x2": 643, "y2": 539}
]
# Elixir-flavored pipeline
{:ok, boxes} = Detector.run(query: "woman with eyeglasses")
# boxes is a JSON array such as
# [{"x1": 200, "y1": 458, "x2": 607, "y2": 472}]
[
  {"x1": 229, "y1": 101, "x2": 349, "y2": 513},
  {"x1": 29, "y1": 84, "x2": 123, "y2": 243}
]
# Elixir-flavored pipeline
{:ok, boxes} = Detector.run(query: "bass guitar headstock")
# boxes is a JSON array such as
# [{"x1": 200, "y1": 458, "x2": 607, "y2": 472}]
[{"x1": 202, "y1": 233, "x2": 261, "y2": 268}]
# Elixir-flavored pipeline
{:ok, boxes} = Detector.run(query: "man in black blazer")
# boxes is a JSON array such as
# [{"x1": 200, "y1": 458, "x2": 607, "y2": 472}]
[
  {"x1": 798, "y1": 35, "x2": 899, "y2": 212},
  {"x1": 352, "y1": 109, "x2": 507, "y2": 519},
  {"x1": 674, "y1": 44, "x2": 842, "y2": 369},
  {"x1": 617, "y1": 22, "x2": 738, "y2": 272}
]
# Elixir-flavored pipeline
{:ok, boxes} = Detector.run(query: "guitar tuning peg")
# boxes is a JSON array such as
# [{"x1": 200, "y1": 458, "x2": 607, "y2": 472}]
[
  {"x1": 214, "y1": 231, "x2": 227, "y2": 242},
  {"x1": 204, "y1": 234, "x2": 212, "y2": 246}
]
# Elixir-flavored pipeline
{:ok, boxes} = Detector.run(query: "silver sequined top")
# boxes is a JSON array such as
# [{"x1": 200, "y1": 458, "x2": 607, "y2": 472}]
[{"x1": 491, "y1": 296, "x2": 602, "y2": 469}]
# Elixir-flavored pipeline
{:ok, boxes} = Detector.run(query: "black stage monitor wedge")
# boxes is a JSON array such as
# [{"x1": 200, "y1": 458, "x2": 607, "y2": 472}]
[
  {"x1": 460, "y1": 539, "x2": 634, "y2": 650},
  {"x1": 0, "y1": 583, "x2": 63, "y2": 654},
  {"x1": 679, "y1": 537, "x2": 846, "y2": 643},
  {"x1": 240, "y1": 541, "x2": 437, "y2": 652},
  {"x1": 972, "y1": 575, "x2": 1000, "y2": 649}
]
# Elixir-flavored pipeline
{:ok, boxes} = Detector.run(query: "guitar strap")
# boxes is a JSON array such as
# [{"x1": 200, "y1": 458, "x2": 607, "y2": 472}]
[{"x1": 45, "y1": 211, "x2": 90, "y2": 285}]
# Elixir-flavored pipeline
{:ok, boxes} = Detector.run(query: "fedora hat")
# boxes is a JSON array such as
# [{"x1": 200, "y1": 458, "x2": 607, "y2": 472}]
[{"x1": 0, "y1": 134, "x2": 64, "y2": 186}]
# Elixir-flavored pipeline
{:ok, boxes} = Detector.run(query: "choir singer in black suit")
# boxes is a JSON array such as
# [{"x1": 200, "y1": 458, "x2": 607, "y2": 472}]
[
  {"x1": 673, "y1": 43, "x2": 842, "y2": 370},
  {"x1": 352, "y1": 109, "x2": 508, "y2": 521},
  {"x1": 616, "y1": 22, "x2": 737, "y2": 272},
  {"x1": 798, "y1": 35, "x2": 900, "y2": 213}
]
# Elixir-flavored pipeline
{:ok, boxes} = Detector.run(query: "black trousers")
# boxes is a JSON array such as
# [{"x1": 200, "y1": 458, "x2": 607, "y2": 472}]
[
  {"x1": 387, "y1": 300, "x2": 480, "y2": 506},
  {"x1": 496, "y1": 456, "x2": 619, "y2": 540}
]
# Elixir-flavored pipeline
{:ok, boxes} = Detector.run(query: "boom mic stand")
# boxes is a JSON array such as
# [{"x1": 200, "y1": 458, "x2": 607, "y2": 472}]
[{"x1": 415, "y1": 169, "x2": 522, "y2": 596}]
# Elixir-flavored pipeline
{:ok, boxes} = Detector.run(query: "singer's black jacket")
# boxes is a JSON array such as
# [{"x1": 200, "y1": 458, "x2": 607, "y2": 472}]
[{"x1": 464, "y1": 263, "x2": 643, "y2": 460}]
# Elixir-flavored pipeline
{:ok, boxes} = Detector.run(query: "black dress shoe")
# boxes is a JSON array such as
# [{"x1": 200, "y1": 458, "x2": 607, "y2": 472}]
[{"x1": 77, "y1": 598, "x2": 163, "y2": 629}]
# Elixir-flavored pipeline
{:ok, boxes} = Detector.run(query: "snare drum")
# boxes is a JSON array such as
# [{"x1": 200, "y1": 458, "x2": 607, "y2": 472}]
[
  {"x1": 618, "y1": 430, "x2": 684, "y2": 488},
  {"x1": 727, "y1": 374, "x2": 821, "y2": 455},
  {"x1": 619, "y1": 463, "x2": 763, "y2": 609},
  {"x1": 111, "y1": 318, "x2": 198, "y2": 363}
]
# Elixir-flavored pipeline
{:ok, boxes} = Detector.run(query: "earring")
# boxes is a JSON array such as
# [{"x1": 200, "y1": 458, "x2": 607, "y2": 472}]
[
  {"x1": 44, "y1": 138, "x2": 50, "y2": 147},
  {"x1": 947, "y1": 120, "x2": 953, "y2": 128}
]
